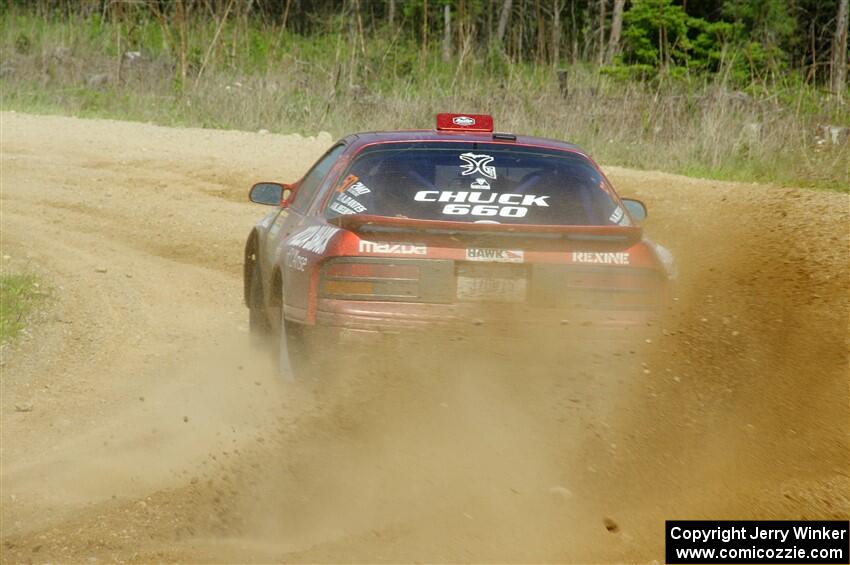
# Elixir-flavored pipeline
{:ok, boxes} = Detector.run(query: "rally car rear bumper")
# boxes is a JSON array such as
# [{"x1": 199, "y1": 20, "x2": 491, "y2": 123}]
[{"x1": 314, "y1": 298, "x2": 660, "y2": 338}]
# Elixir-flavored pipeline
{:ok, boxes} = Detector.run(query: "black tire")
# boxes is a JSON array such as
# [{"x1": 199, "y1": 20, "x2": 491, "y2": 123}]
[
  {"x1": 248, "y1": 259, "x2": 270, "y2": 340},
  {"x1": 280, "y1": 319, "x2": 305, "y2": 377},
  {"x1": 280, "y1": 317, "x2": 329, "y2": 389}
]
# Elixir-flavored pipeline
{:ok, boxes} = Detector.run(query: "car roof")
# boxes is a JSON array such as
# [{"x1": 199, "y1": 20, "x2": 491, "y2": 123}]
[{"x1": 340, "y1": 130, "x2": 587, "y2": 156}]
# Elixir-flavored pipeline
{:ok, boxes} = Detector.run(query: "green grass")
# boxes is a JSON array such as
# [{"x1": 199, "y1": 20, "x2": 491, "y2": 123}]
[
  {"x1": 0, "y1": 274, "x2": 46, "y2": 343},
  {"x1": 1, "y1": 10, "x2": 848, "y2": 191}
]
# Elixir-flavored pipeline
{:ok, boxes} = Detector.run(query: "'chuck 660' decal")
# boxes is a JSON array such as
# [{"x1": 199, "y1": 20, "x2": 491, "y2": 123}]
[{"x1": 414, "y1": 190, "x2": 549, "y2": 218}]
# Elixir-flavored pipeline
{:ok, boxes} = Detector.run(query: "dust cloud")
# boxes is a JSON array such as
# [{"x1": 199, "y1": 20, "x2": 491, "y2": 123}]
[{"x1": 1, "y1": 113, "x2": 847, "y2": 563}]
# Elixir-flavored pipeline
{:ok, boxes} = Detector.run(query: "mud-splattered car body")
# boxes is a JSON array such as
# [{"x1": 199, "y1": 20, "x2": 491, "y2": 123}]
[{"x1": 244, "y1": 114, "x2": 672, "y2": 375}]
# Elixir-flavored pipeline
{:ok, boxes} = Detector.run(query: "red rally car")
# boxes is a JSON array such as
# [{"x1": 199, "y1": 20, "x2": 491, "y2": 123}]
[{"x1": 244, "y1": 114, "x2": 673, "y2": 378}]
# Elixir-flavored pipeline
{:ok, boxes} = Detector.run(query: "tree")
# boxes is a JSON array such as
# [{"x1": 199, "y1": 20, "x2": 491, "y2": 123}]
[
  {"x1": 833, "y1": 0, "x2": 849, "y2": 97},
  {"x1": 606, "y1": 0, "x2": 626, "y2": 63},
  {"x1": 621, "y1": 0, "x2": 692, "y2": 68},
  {"x1": 551, "y1": 0, "x2": 562, "y2": 65},
  {"x1": 722, "y1": 0, "x2": 796, "y2": 72},
  {"x1": 597, "y1": 0, "x2": 607, "y2": 65},
  {"x1": 496, "y1": 0, "x2": 513, "y2": 45},
  {"x1": 442, "y1": 3, "x2": 452, "y2": 61}
]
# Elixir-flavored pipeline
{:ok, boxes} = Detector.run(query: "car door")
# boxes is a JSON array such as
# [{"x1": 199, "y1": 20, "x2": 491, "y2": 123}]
[
  {"x1": 259, "y1": 144, "x2": 347, "y2": 326},
  {"x1": 260, "y1": 144, "x2": 347, "y2": 277}
]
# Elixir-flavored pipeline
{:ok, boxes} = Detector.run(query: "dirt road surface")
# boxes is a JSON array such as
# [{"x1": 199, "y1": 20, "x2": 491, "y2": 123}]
[{"x1": 1, "y1": 111, "x2": 848, "y2": 563}]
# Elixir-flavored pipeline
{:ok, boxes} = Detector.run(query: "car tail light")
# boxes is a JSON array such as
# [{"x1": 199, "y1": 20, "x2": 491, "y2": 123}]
[
  {"x1": 563, "y1": 267, "x2": 662, "y2": 310},
  {"x1": 531, "y1": 265, "x2": 664, "y2": 311},
  {"x1": 324, "y1": 262, "x2": 420, "y2": 280},
  {"x1": 320, "y1": 258, "x2": 455, "y2": 302},
  {"x1": 564, "y1": 268, "x2": 654, "y2": 290},
  {"x1": 320, "y1": 258, "x2": 421, "y2": 300}
]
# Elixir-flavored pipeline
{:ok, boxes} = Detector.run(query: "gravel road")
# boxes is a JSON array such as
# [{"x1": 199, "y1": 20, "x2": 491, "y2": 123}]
[{"x1": 1, "y1": 111, "x2": 847, "y2": 563}]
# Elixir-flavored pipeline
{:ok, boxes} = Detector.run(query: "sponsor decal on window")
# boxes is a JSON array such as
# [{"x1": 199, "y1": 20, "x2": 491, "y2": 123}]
[
  {"x1": 330, "y1": 176, "x2": 370, "y2": 216},
  {"x1": 337, "y1": 174, "x2": 372, "y2": 197},
  {"x1": 336, "y1": 174, "x2": 358, "y2": 192},
  {"x1": 414, "y1": 190, "x2": 549, "y2": 218},
  {"x1": 334, "y1": 192, "x2": 367, "y2": 213},
  {"x1": 609, "y1": 206, "x2": 624, "y2": 224},
  {"x1": 465, "y1": 248, "x2": 524, "y2": 263},
  {"x1": 358, "y1": 241, "x2": 427, "y2": 255},
  {"x1": 329, "y1": 202, "x2": 355, "y2": 215},
  {"x1": 347, "y1": 182, "x2": 371, "y2": 197},
  {"x1": 571, "y1": 251, "x2": 630, "y2": 265},
  {"x1": 459, "y1": 153, "x2": 497, "y2": 180},
  {"x1": 470, "y1": 177, "x2": 491, "y2": 190},
  {"x1": 288, "y1": 225, "x2": 340, "y2": 254}
]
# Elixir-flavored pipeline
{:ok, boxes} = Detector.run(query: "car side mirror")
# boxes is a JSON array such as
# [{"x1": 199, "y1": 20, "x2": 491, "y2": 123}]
[
  {"x1": 621, "y1": 198, "x2": 647, "y2": 222},
  {"x1": 249, "y1": 182, "x2": 293, "y2": 207}
]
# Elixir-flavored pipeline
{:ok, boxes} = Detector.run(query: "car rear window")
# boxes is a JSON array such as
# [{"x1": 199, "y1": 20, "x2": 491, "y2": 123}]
[{"x1": 324, "y1": 142, "x2": 628, "y2": 226}]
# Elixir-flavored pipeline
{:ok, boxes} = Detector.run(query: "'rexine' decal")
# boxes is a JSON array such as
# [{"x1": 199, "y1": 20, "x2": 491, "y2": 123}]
[{"x1": 571, "y1": 251, "x2": 630, "y2": 265}]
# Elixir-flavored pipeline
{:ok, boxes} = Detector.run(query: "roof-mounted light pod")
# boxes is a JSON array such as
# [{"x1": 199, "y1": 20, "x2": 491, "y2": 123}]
[{"x1": 436, "y1": 113, "x2": 494, "y2": 133}]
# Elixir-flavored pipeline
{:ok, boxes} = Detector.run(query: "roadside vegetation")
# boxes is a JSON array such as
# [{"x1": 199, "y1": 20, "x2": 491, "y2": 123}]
[
  {"x1": 0, "y1": 0, "x2": 847, "y2": 190},
  {"x1": 0, "y1": 273, "x2": 46, "y2": 343}
]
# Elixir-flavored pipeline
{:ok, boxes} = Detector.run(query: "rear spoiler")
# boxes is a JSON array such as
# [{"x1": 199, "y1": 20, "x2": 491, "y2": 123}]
[{"x1": 328, "y1": 214, "x2": 642, "y2": 243}]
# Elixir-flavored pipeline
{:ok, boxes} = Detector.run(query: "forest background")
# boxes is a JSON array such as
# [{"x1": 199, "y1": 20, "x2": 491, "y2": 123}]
[{"x1": 1, "y1": 0, "x2": 848, "y2": 189}]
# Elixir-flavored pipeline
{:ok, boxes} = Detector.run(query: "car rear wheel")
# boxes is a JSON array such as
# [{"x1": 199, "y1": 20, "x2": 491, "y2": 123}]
[
  {"x1": 248, "y1": 259, "x2": 270, "y2": 341},
  {"x1": 274, "y1": 288, "x2": 344, "y2": 391},
  {"x1": 278, "y1": 319, "x2": 303, "y2": 377},
  {"x1": 280, "y1": 317, "x2": 328, "y2": 384}
]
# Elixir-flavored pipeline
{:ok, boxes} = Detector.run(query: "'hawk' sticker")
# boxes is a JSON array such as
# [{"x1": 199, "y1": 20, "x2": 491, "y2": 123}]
[{"x1": 466, "y1": 248, "x2": 524, "y2": 263}]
